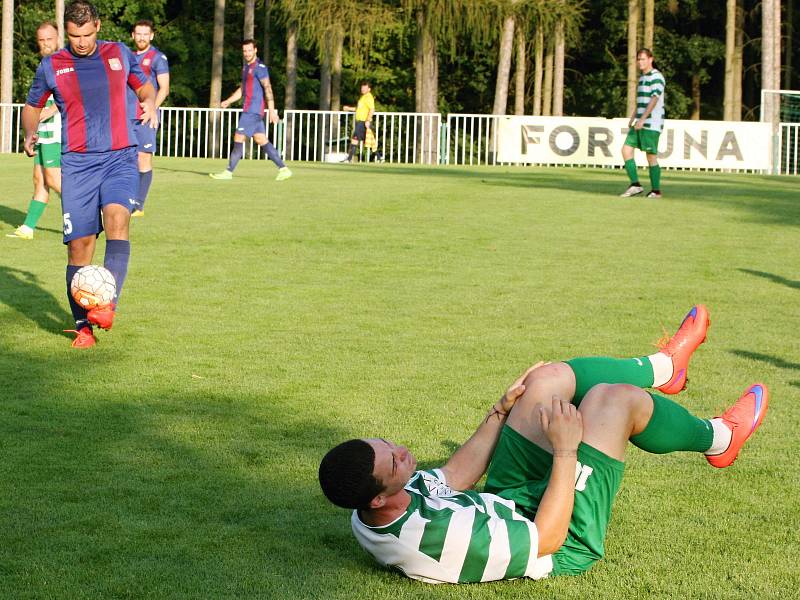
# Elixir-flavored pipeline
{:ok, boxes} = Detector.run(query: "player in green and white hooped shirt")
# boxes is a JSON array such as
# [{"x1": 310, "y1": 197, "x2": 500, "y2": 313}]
[
  {"x1": 319, "y1": 305, "x2": 769, "y2": 584},
  {"x1": 7, "y1": 22, "x2": 63, "y2": 240},
  {"x1": 620, "y1": 48, "x2": 665, "y2": 199}
]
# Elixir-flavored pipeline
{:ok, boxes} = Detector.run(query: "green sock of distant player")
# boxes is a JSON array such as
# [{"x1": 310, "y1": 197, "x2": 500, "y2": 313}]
[
  {"x1": 649, "y1": 164, "x2": 661, "y2": 191},
  {"x1": 624, "y1": 159, "x2": 639, "y2": 184},
  {"x1": 23, "y1": 199, "x2": 47, "y2": 230}
]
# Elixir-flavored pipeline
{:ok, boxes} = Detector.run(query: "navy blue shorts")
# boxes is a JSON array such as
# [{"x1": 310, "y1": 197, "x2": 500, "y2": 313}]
[
  {"x1": 60, "y1": 146, "x2": 138, "y2": 244},
  {"x1": 134, "y1": 121, "x2": 158, "y2": 154},
  {"x1": 352, "y1": 120, "x2": 367, "y2": 142},
  {"x1": 236, "y1": 112, "x2": 266, "y2": 138}
]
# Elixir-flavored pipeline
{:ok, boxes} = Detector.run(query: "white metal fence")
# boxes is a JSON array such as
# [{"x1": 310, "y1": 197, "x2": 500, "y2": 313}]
[{"x1": 2, "y1": 102, "x2": 798, "y2": 174}]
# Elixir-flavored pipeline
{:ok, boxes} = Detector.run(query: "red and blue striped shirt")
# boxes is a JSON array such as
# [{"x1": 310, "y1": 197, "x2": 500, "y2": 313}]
[
  {"x1": 241, "y1": 60, "x2": 270, "y2": 116},
  {"x1": 134, "y1": 45, "x2": 169, "y2": 119},
  {"x1": 27, "y1": 41, "x2": 148, "y2": 153}
]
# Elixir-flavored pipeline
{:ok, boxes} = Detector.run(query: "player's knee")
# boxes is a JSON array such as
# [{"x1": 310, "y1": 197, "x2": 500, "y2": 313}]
[
  {"x1": 580, "y1": 383, "x2": 640, "y2": 416},
  {"x1": 517, "y1": 362, "x2": 574, "y2": 408}
]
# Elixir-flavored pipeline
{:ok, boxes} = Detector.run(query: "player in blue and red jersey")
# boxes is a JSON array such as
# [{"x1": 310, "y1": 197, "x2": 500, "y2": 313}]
[
  {"x1": 209, "y1": 39, "x2": 292, "y2": 182},
  {"x1": 21, "y1": 0, "x2": 157, "y2": 349},
  {"x1": 130, "y1": 19, "x2": 170, "y2": 217}
]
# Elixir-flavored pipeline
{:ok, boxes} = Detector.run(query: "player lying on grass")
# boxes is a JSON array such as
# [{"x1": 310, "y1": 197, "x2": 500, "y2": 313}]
[{"x1": 319, "y1": 305, "x2": 768, "y2": 583}]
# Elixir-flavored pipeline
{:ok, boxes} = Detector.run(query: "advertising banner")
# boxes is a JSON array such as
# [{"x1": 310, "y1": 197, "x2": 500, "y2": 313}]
[{"x1": 496, "y1": 116, "x2": 772, "y2": 170}]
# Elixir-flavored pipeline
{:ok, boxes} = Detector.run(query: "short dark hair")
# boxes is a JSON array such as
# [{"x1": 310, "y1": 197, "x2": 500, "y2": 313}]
[
  {"x1": 359, "y1": 80, "x2": 371, "y2": 88},
  {"x1": 64, "y1": 1, "x2": 99, "y2": 27},
  {"x1": 133, "y1": 19, "x2": 154, "y2": 33},
  {"x1": 37, "y1": 20, "x2": 58, "y2": 33},
  {"x1": 637, "y1": 47, "x2": 654, "y2": 58},
  {"x1": 242, "y1": 38, "x2": 257, "y2": 47},
  {"x1": 319, "y1": 439, "x2": 385, "y2": 510}
]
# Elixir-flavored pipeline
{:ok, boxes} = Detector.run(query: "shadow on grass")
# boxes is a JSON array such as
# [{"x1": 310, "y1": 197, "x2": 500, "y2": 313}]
[
  {"x1": 0, "y1": 338, "x2": 403, "y2": 596},
  {"x1": 729, "y1": 349, "x2": 800, "y2": 371},
  {"x1": 739, "y1": 268, "x2": 800, "y2": 291},
  {"x1": 0, "y1": 203, "x2": 62, "y2": 235},
  {"x1": 0, "y1": 265, "x2": 70, "y2": 336}
]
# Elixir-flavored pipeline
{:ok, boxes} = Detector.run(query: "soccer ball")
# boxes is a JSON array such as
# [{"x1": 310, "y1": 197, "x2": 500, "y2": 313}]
[{"x1": 70, "y1": 265, "x2": 116, "y2": 309}]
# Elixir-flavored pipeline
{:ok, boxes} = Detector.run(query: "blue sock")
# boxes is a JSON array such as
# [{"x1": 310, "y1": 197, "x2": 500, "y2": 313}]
[
  {"x1": 137, "y1": 170, "x2": 153, "y2": 209},
  {"x1": 261, "y1": 143, "x2": 286, "y2": 168},
  {"x1": 104, "y1": 239, "x2": 131, "y2": 305},
  {"x1": 228, "y1": 142, "x2": 244, "y2": 172},
  {"x1": 66, "y1": 265, "x2": 90, "y2": 329}
]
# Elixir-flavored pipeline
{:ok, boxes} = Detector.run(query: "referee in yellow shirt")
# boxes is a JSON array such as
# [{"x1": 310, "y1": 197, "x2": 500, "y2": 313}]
[{"x1": 342, "y1": 81, "x2": 375, "y2": 162}]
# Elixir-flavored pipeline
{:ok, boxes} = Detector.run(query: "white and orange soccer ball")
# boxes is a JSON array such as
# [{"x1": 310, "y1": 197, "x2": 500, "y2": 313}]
[{"x1": 70, "y1": 265, "x2": 116, "y2": 309}]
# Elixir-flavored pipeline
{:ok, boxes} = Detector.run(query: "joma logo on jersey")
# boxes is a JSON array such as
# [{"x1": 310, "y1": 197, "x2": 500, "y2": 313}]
[
  {"x1": 108, "y1": 58, "x2": 122, "y2": 71},
  {"x1": 55, "y1": 67, "x2": 75, "y2": 76}
]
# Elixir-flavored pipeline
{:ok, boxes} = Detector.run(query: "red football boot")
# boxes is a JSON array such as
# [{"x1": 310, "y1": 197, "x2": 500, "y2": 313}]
[
  {"x1": 66, "y1": 326, "x2": 97, "y2": 348},
  {"x1": 87, "y1": 304, "x2": 116, "y2": 330},
  {"x1": 706, "y1": 384, "x2": 769, "y2": 468},
  {"x1": 656, "y1": 304, "x2": 710, "y2": 395}
]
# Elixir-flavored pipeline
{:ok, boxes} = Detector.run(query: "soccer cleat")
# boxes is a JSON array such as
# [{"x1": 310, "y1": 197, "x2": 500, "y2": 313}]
[
  {"x1": 620, "y1": 184, "x2": 644, "y2": 197},
  {"x1": 706, "y1": 383, "x2": 768, "y2": 468},
  {"x1": 131, "y1": 209, "x2": 145, "y2": 217},
  {"x1": 209, "y1": 170, "x2": 233, "y2": 180},
  {"x1": 87, "y1": 304, "x2": 116, "y2": 330},
  {"x1": 66, "y1": 326, "x2": 97, "y2": 348},
  {"x1": 646, "y1": 191, "x2": 662, "y2": 199},
  {"x1": 6, "y1": 226, "x2": 34, "y2": 239},
  {"x1": 656, "y1": 304, "x2": 710, "y2": 395},
  {"x1": 275, "y1": 167, "x2": 293, "y2": 181}
]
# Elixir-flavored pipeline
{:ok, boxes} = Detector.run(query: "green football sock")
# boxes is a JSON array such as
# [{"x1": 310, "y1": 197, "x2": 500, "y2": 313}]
[
  {"x1": 624, "y1": 159, "x2": 639, "y2": 184},
  {"x1": 649, "y1": 164, "x2": 661, "y2": 190},
  {"x1": 565, "y1": 357, "x2": 654, "y2": 406},
  {"x1": 630, "y1": 393, "x2": 713, "y2": 454},
  {"x1": 23, "y1": 199, "x2": 47, "y2": 230}
]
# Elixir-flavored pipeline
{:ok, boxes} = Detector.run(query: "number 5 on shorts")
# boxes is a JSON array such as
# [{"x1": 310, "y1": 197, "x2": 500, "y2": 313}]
[{"x1": 63, "y1": 212, "x2": 73, "y2": 235}]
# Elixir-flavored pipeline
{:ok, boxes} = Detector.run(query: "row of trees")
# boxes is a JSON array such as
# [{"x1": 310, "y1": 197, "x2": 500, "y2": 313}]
[{"x1": 2, "y1": 0, "x2": 797, "y2": 122}]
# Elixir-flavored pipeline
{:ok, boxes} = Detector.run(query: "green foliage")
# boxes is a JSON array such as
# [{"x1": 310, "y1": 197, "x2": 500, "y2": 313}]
[
  {"x1": 1, "y1": 155, "x2": 798, "y2": 597},
  {"x1": 8, "y1": 0, "x2": 787, "y2": 117}
]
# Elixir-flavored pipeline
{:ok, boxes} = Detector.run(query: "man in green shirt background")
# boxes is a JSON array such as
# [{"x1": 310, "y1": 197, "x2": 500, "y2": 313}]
[
  {"x1": 620, "y1": 48, "x2": 666, "y2": 199},
  {"x1": 8, "y1": 21, "x2": 63, "y2": 240}
]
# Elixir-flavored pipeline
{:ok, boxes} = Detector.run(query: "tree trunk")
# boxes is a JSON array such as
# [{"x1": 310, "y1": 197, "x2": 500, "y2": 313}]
[
  {"x1": 55, "y1": 0, "x2": 65, "y2": 48},
  {"x1": 414, "y1": 10, "x2": 424, "y2": 113},
  {"x1": 416, "y1": 10, "x2": 438, "y2": 164},
  {"x1": 533, "y1": 27, "x2": 543, "y2": 115},
  {"x1": 419, "y1": 13, "x2": 438, "y2": 113},
  {"x1": 783, "y1": 0, "x2": 794, "y2": 90},
  {"x1": 492, "y1": 13, "x2": 515, "y2": 115},
  {"x1": 773, "y1": 0, "x2": 781, "y2": 95},
  {"x1": 262, "y1": 0, "x2": 270, "y2": 64},
  {"x1": 514, "y1": 27, "x2": 526, "y2": 115},
  {"x1": 209, "y1": 0, "x2": 226, "y2": 157},
  {"x1": 319, "y1": 30, "x2": 332, "y2": 111},
  {"x1": 553, "y1": 17, "x2": 565, "y2": 116},
  {"x1": 733, "y1": 0, "x2": 744, "y2": 119},
  {"x1": 627, "y1": 0, "x2": 640, "y2": 117},
  {"x1": 724, "y1": 0, "x2": 736, "y2": 120},
  {"x1": 762, "y1": 0, "x2": 775, "y2": 122},
  {"x1": 644, "y1": 0, "x2": 654, "y2": 49},
  {"x1": 691, "y1": 73, "x2": 701, "y2": 119},
  {"x1": 0, "y1": 0, "x2": 12, "y2": 104},
  {"x1": 330, "y1": 28, "x2": 343, "y2": 111},
  {"x1": 285, "y1": 22, "x2": 297, "y2": 110},
  {"x1": 244, "y1": 0, "x2": 254, "y2": 40},
  {"x1": 542, "y1": 37, "x2": 553, "y2": 116}
]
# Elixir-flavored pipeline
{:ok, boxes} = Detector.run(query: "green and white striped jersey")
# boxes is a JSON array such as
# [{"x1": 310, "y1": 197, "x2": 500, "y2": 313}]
[
  {"x1": 351, "y1": 469, "x2": 554, "y2": 584},
  {"x1": 37, "y1": 97, "x2": 61, "y2": 145},
  {"x1": 636, "y1": 68, "x2": 666, "y2": 132}
]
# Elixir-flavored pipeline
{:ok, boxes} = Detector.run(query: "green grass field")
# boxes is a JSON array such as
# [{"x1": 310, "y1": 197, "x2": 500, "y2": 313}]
[{"x1": 1, "y1": 155, "x2": 798, "y2": 599}]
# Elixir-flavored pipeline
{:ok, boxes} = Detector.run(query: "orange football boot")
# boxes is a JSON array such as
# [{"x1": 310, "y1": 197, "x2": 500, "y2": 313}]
[
  {"x1": 706, "y1": 383, "x2": 768, "y2": 468},
  {"x1": 656, "y1": 304, "x2": 710, "y2": 395},
  {"x1": 66, "y1": 326, "x2": 97, "y2": 348},
  {"x1": 87, "y1": 304, "x2": 116, "y2": 330}
]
